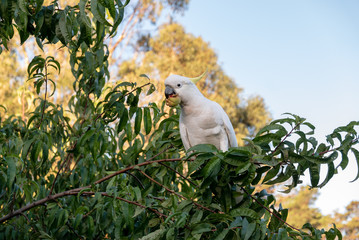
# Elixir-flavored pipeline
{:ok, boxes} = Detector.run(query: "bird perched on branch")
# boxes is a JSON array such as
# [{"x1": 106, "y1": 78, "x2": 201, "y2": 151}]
[{"x1": 164, "y1": 71, "x2": 238, "y2": 151}]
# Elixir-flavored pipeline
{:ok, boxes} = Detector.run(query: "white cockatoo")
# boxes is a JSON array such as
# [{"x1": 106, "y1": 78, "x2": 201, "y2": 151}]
[{"x1": 164, "y1": 71, "x2": 238, "y2": 151}]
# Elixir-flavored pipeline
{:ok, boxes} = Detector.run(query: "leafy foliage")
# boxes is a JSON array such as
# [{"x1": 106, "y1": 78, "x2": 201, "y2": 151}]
[{"x1": 1, "y1": 1, "x2": 359, "y2": 239}]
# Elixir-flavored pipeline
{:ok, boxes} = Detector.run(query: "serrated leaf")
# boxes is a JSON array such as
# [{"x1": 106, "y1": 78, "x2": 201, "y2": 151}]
[
  {"x1": 230, "y1": 208, "x2": 258, "y2": 219},
  {"x1": 256, "y1": 124, "x2": 287, "y2": 137},
  {"x1": 309, "y1": 164, "x2": 320, "y2": 187},
  {"x1": 188, "y1": 144, "x2": 218, "y2": 154},
  {"x1": 59, "y1": 12, "x2": 71, "y2": 43},
  {"x1": 202, "y1": 157, "x2": 221, "y2": 179}
]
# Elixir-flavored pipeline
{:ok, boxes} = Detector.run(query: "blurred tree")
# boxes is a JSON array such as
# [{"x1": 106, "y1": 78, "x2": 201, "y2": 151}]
[
  {"x1": 275, "y1": 186, "x2": 333, "y2": 229},
  {"x1": 109, "y1": 0, "x2": 189, "y2": 66},
  {"x1": 118, "y1": 23, "x2": 271, "y2": 144},
  {"x1": 335, "y1": 201, "x2": 359, "y2": 239},
  {"x1": 0, "y1": 47, "x2": 29, "y2": 118}
]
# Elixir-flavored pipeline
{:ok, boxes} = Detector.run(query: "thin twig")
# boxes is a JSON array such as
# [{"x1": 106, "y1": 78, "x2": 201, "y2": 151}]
[
  {"x1": 49, "y1": 142, "x2": 77, "y2": 195},
  {"x1": 146, "y1": 145, "x2": 173, "y2": 162},
  {"x1": 158, "y1": 162, "x2": 199, "y2": 188},
  {"x1": 241, "y1": 187, "x2": 302, "y2": 233},
  {"x1": 271, "y1": 121, "x2": 302, "y2": 155},
  {"x1": 126, "y1": 171, "x2": 145, "y2": 189},
  {"x1": 137, "y1": 169, "x2": 217, "y2": 214},
  {"x1": 317, "y1": 136, "x2": 359, "y2": 156}
]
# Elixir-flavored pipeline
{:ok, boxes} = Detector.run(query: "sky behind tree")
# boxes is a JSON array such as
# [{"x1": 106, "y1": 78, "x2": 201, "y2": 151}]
[{"x1": 177, "y1": 0, "x2": 359, "y2": 215}]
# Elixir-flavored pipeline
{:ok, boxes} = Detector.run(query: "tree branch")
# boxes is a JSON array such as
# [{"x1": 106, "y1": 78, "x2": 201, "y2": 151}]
[{"x1": 0, "y1": 158, "x2": 187, "y2": 223}]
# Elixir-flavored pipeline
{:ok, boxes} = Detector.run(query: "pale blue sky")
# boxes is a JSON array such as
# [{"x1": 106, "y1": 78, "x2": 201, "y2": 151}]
[{"x1": 177, "y1": 0, "x2": 359, "y2": 215}]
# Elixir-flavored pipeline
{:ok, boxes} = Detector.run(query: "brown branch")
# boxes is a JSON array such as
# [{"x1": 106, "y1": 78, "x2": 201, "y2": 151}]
[
  {"x1": 318, "y1": 136, "x2": 359, "y2": 156},
  {"x1": 0, "y1": 158, "x2": 186, "y2": 223},
  {"x1": 77, "y1": 191, "x2": 168, "y2": 219},
  {"x1": 271, "y1": 121, "x2": 303, "y2": 155},
  {"x1": 100, "y1": 192, "x2": 167, "y2": 219},
  {"x1": 241, "y1": 187, "x2": 302, "y2": 233},
  {"x1": 49, "y1": 142, "x2": 77, "y2": 195},
  {"x1": 159, "y1": 162, "x2": 199, "y2": 188},
  {"x1": 146, "y1": 144, "x2": 173, "y2": 162}
]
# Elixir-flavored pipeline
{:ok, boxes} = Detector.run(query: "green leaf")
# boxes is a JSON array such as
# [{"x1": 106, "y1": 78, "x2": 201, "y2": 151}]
[
  {"x1": 31, "y1": 140, "x2": 42, "y2": 162},
  {"x1": 134, "y1": 108, "x2": 142, "y2": 135},
  {"x1": 309, "y1": 164, "x2": 320, "y2": 187},
  {"x1": 338, "y1": 150, "x2": 349, "y2": 170},
  {"x1": 143, "y1": 107, "x2": 152, "y2": 135},
  {"x1": 138, "y1": 228, "x2": 165, "y2": 240},
  {"x1": 146, "y1": 84, "x2": 156, "y2": 96},
  {"x1": 213, "y1": 229, "x2": 229, "y2": 240},
  {"x1": 91, "y1": 0, "x2": 112, "y2": 26},
  {"x1": 18, "y1": 0, "x2": 30, "y2": 15},
  {"x1": 202, "y1": 157, "x2": 221, "y2": 179},
  {"x1": 243, "y1": 222, "x2": 256, "y2": 240},
  {"x1": 262, "y1": 165, "x2": 280, "y2": 183},
  {"x1": 188, "y1": 144, "x2": 218, "y2": 154},
  {"x1": 139, "y1": 73, "x2": 150, "y2": 81},
  {"x1": 256, "y1": 123, "x2": 287, "y2": 137},
  {"x1": 350, "y1": 148, "x2": 359, "y2": 182},
  {"x1": 59, "y1": 12, "x2": 71, "y2": 43},
  {"x1": 117, "y1": 107, "x2": 129, "y2": 133},
  {"x1": 5, "y1": 157, "x2": 16, "y2": 188},
  {"x1": 191, "y1": 223, "x2": 212, "y2": 235},
  {"x1": 230, "y1": 208, "x2": 258, "y2": 219},
  {"x1": 318, "y1": 162, "x2": 335, "y2": 188}
]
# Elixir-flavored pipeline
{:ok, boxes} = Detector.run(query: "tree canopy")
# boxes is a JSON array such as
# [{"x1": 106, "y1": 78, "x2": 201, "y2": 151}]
[{"x1": 0, "y1": 0, "x2": 359, "y2": 239}]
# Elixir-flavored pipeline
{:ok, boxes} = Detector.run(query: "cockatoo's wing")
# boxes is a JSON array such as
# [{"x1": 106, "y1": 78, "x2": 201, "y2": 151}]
[
  {"x1": 222, "y1": 110, "x2": 238, "y2": 148},
  {"x1": 179, "y1": 114, "x2": 192, "y2": 150}
]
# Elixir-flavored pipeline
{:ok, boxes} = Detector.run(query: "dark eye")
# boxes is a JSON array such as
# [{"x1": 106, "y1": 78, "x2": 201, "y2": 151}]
[{"x1": 177, "y1": 83, "x2": 182, "y2": 88}]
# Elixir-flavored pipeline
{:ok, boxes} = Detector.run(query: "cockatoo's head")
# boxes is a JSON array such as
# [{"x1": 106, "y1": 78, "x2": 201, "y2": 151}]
[{"x1": 164, "y1": 71, "x2": 207, "y2": 107}]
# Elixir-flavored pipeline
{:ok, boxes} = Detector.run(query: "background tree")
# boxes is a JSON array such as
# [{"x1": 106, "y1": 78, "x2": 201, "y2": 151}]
[
  {"x1": 335, "y1": 201, "x2": 359, "y2": 239},
  {"x1": 276, "y1": 186, "x2": 333, "y2": 229},
  {"x1": 0, "y1": 0, "x2": 358, "y2": 239}
]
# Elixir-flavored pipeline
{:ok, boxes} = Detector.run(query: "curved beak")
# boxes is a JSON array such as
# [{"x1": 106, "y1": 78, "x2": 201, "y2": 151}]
[{"x1": 165, "y1": 86, "x2": 176, "y2": 99}]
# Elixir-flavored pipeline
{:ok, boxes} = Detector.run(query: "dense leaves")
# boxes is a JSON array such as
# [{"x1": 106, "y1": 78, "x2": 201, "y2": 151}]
[{"x1": 1, "y1": 1, "x2": 359, "y2": 239}]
